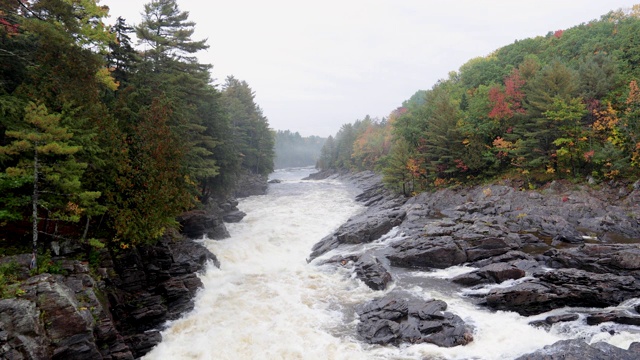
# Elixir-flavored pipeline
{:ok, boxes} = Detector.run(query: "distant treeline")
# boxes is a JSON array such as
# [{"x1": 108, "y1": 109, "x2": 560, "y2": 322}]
[
  {"x1": 274, "y1": 131, "x2": 325, "y2": 169},
  {"x1": 0, "y1": 0, "x2": 274, "y2": 253},
  {"x1": 319, "y1": 6, "x2": 640, "y2": 195}
]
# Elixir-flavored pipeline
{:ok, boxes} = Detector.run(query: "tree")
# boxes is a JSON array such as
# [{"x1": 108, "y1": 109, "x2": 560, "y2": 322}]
[
  {"x1": 221, "y1": 76, "x2": 274, "y2": 176},
  {"x1": 0, "y1": 103, "x2": 101, "y2": 266},
  {"x1": 135, "y1": 0, "x2": 208, "y2": 71},
  {"x1": 516, "y1": 60, "x2": 579, "y2": 172},
  {"x1": 106, "y1": 17, "x2": 139, "y2": 85}
]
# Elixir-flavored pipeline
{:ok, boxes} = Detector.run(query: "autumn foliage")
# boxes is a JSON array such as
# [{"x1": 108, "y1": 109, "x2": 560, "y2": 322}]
[{"x1": 319, "y1": 7, "x2": 640, "y2": 192}]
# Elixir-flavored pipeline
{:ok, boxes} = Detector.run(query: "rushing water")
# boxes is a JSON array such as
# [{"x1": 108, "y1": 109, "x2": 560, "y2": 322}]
[{"x1": 144, "y1": 167, "x2": 639, "y2": 360}]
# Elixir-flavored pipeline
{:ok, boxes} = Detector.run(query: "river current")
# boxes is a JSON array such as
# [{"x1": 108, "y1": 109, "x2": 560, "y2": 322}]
[{"x1": 144, "y1": 167, "x2": 639, "y2": 360}]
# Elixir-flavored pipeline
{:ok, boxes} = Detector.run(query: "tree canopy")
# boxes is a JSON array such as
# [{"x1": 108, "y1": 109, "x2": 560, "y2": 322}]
[
  {"x1": 0, "y1": 0, "x2": 275, "y2": 257},
  {"x1": 318, "y1": 7, "x2": 640, "y2": 194}
]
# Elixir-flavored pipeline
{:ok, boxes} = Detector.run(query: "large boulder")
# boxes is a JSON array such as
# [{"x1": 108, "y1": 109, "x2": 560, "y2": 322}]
[
  {"x1": 356, "y1": 293, "x2": 473, "y2": 347},
  {"x1": 452, "y1": 262, "x2": 526, "y2": 286},
  {"x1": 234, "y1": 170, "x2": 268, "y2": 198},
  {"x1": 353, "y1": 255, "x2": 393, "y2": 291},
  {"x1": 177, "y1": 210, "x2": 229, "y2": 240},
  {"x1": 387, "y1": 236, "x2": 467, "y2": 269}
]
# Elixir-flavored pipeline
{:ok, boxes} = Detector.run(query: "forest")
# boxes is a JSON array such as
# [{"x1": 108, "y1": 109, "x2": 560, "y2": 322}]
[
  {"x1": 318, "y1": 6, "x2": 640, "y2": 196},
  {"x1": 274, "y1": 130, "x2": 325, "y2": 169},
  {"x1": 0, "y1": 0, "x2": 274, "y2": 256}
]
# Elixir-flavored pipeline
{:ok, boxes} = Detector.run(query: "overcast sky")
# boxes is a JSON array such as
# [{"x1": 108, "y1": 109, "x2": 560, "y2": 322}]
[{"x1": 104, "y1": 0, "x2": 637, "y2": 137}]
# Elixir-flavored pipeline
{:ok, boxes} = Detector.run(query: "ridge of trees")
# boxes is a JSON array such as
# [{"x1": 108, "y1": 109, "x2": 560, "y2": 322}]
[
  {"x1": 0, "y1": 0, "x2": 274, "y2": 259},
  {"x1": 318, "y1": 6, "x2": 640, "y2": 195},
  {"x1": 274, "y1": 130, "x2": 325, "y2": 169}
]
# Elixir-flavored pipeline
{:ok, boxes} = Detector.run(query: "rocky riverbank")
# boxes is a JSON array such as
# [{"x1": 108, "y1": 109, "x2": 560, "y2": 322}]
[
  {"x1": 309, "y1": 170, "x2": 640, "y2": 358},
  {"x1": 0, "y1": 172, "x2": 268, "y2": 359}
]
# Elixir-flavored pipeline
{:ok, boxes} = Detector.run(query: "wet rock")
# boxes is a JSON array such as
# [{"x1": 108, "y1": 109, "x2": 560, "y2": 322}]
[
  {"x1": 515, "y1": 339, "x2": 640, "y2": 360},
  {"x1": 0, "y1": 298, "x2": 49, "y2": 360},
  {"x1": 543, "y1": 244, "x2": 640, "y2": 279},
  {"x1": 356, "y1": 293, "x2": 473, "y2": 347},
  {"x1": 587, "y1": 311, "x2": 640, "y2": 326},
  {"x1": 309, "y1": 235, "x2": 341, "y2": 261},
  {"x1": 471, "y1": 251, "x2": 540, "y2": 272},
  {"x1": 316, "y1": 254, "x2": 360, "y2": 267},
  {"x1": 387, "y1": 236, "x2": 467, "y2": 269},
  {"x1": 178, "y1": 210, "x2": 229, "y2": 240},
  {"x1": 486, "y1": 268, "x2": 640, "y2": 316},
  {"x1": 268, "y1": 179, "x2": 282, "y2": 183},
  {"x1": 124, "y1": 331, "x2": 162, "y2": 359},
  {"x1": 452, "y1": 262, "x2": 526, "y2": 286},
  {"x1": 307, "y1": 174, "x2": 407, "y2": 260},
  {"x1": 354, "y1": 255, "x2": 392, "y2": 291},
  {"x1": 529, "y1": 313, "x2": 580, "y2": 330},
  {"x1": 461, "y1": 236, "x2": 517, "y2": 262},
  {"x1": 222, "y1": 210, "x2": 246, "y2": 223},
  {"x1": 234, "y1": 170, "x2": 268, "y2": 198},
  {"x1": 337, "y1": 210, "x2": 406, "y2": 245}
]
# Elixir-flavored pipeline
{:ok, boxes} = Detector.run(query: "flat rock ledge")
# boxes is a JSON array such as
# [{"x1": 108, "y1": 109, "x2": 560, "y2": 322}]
[
  {"x1": 308, "y1": 172, "x2": 640, "y2": 357},
  {"x1": 515, "y1": 339, "x2": 640, "y2": 360}
]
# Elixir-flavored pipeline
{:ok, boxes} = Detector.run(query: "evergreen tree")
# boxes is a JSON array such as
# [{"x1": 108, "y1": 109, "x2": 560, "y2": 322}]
[
  {"x1": 221, "y1": 76, "x2": 274, "y2": 176},
  {"x1": 0, "y1": 103, "x2": 102, "y2": 266}
]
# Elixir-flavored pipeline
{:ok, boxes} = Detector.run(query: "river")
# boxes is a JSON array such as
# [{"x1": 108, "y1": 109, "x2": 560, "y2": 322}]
[{"x1": 144, "y1": 167, "x2": 639, "y2": 360}]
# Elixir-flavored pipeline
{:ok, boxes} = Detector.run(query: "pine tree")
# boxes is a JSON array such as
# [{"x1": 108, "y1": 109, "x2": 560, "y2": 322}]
[{"x1": 0, "y1": 103, "x2": 102, "y2": 267}]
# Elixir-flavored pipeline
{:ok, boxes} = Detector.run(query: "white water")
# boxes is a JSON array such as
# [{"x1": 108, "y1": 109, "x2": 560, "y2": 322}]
[{"x1": 144, "y1": 167, "x2": 639, "y2": 360}]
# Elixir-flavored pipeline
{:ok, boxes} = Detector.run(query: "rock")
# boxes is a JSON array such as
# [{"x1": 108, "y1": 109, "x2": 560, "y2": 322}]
[
  {"x1": 515, "y1": 339, "x2": 640, "y2": 360},
  {"x1": 543, "y1": 244, "x2": 640, "y2": 279},
  {"x1": 587, "y1": 311, "x2": 640, "y2": 326},
  {"x1": 223, "y1": 210, "x2": 246, "y2": 223},
  {"x1": 309, "y1": 207, "x2": 406, "y2": 260},
  {"x1": 307, "y1": 171, "x2": 408, "y2": 261},
  {"x1": 529, "y1": 313, "x2": 579, "y2": 330},
  {"x1": 124, "y1": 331, "x2": 162, "y2": 358},
  {"x1": 0, "y1": 298, "x2": 49, "y2": 360},
  {"x1": 387, "y1": 236, "x2": 467, "y2": 269},
  {"x1": 337, "y1": 209, "x2": 406, "y2": 245},
  {"x1": 452, "y1": 262, "x2": 526, "y2": 286},
  {"x1": 106, "y1": 235, "x2": 216, "y2": 357},
  {"x1": 486, "y1": 268, "x2": 640, "y2": 316},
  {"x1": 234, "y1": 170, "x2": 268, "y2": 198},
  {"x1": 354, "y1": 255, "x2": 393, "y2": 291},
  {"x1": 268, "y1": 179, "x2": 282, "y2": 183},
  {"x1": 177, "y1": 210, "x2": 229, "y2": 240},
  {"x1": 356, "y1": 293, "x2": 473, "y2": 347},
  {"x1": 545, "y1": 313, "x2": 580, "y2": 324}
]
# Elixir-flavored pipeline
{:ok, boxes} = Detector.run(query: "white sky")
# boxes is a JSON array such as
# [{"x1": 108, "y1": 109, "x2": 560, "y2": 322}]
[{"x1": 103, "y1": 0, "x2": 638, "y2": 137}]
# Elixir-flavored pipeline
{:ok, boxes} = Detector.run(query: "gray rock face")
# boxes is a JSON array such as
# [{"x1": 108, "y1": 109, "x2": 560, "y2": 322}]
[
  {"x1": 356, "y1": 293, "x2": 473, "y2": 347},
  {"x1": 178, "y1": 210, "x2": 229, "y2": 240},
  {"x1": 485, "y1": 268, "x2": 640, "y2": 316},
  {"x1": 308, "y1": 172, "x2": 640, "y2": 356},
  {"x1": 0, "y1": 271, "x2": 133, "y2": 360},
  {"x1": 308, "y1": 172, "x2": 406, "y2": 260},
  {"x1": 452, "y1": 262, "x2": 526, "y2": 286},
  {"x1": 234, "y1": 170, "x2": 268, "y2": 198},
  {"x1": 108, "y1": 235, "x2": 217, "y2": 357},
  {"x1": 388, "y1": 236, "x2": 467, "y2": 269},
  {"x1": 353, "y1": 255, "x2": 392, "y2": 291},
  {"x1": 515, "y1": 339, "x2": 640, "y2": 360},
  {"x1": 222, "y1": 210, "x2": 246, "y2": 223}
]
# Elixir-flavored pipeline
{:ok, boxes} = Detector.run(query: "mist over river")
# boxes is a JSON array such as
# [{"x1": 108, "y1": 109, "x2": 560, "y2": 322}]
[{"x1": 144, "y1": 167, "x2": 639, "y2": 360}]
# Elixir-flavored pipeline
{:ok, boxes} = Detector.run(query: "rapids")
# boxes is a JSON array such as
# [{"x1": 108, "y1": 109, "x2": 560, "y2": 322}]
[{"x1": 144, "y1": 167, "x2": 639, "y2": 360}]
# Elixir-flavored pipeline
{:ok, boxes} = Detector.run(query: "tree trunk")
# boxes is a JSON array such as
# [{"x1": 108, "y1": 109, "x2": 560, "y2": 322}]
[{"x1": 31, "y1": 145, "x2": 39, "y2": 270}]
